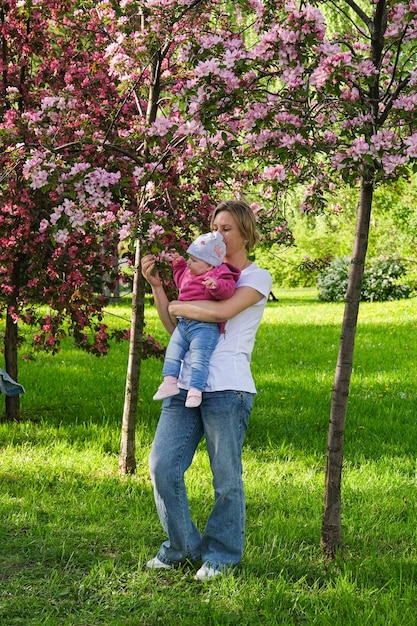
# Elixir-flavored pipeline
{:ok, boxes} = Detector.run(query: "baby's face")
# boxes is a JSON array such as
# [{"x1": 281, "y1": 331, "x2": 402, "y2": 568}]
[{"x1": 187, "y1": 255, "x2": 212, "y2": 276}]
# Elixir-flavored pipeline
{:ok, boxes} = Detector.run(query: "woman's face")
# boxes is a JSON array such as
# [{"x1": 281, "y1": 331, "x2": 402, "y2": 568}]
[{"x1": 212, "y1": 210, "x2": 246, "y2": 258}]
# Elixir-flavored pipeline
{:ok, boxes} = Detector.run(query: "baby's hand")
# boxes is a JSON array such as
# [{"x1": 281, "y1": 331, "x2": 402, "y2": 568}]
[
  {"x1": 171, "y1": 252, "x2": 183, "y2": 264},
  {"x1": 202, "y1": 276, "x2": 217, "y2": 289}
]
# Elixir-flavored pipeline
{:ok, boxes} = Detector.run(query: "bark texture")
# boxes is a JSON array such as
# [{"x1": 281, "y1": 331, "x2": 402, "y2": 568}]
[
  {"x1": 119, "y1": 240, "x2": 146, "y2": 474},
  {"x1": 321, "y1": 177, "x2": 374, "y2": 558}
]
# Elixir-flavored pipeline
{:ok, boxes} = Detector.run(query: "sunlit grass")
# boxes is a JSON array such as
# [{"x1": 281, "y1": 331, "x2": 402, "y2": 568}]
[{"x1": 1, "y1": 289, "x2": 417, "y2": 624}]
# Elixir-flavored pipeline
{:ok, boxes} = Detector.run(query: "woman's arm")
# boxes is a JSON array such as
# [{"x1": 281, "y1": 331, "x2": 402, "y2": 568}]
[
  {"x1": 141, "y1": 254, "x2": 176, "y2": 335},
  {"x1": 168, "y1": 285, "x2": 264, "y2": 323}
]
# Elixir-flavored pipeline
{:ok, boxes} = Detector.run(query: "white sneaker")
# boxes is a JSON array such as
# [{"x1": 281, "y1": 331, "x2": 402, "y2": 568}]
[
  {"x1": 194, "y1": 562, "x2": 223, "y2": 580},
  {"x1": 146, "y1": 556, "x2": 172, "y2": 570}
]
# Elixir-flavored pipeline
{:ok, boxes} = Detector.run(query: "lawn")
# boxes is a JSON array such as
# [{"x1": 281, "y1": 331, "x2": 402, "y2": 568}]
[{"x1": 1, "y1": 289, "x2": 417, "y2": 625}]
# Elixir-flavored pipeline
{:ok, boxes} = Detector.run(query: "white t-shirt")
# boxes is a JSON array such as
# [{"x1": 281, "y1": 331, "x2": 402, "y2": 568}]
[{"x1": 178, "y1": 263, "x2": 272, "y2": 393}]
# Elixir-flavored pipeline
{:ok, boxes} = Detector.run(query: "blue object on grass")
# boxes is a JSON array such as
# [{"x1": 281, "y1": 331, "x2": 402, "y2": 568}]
[{"x1": 0, "y1": 368, "x2": 25, "y2": 396}]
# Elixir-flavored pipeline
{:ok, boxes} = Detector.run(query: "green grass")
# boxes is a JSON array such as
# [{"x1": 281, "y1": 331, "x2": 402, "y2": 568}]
[{"x1": 1, "y1": 290, "x2": 417, "y2": 625}]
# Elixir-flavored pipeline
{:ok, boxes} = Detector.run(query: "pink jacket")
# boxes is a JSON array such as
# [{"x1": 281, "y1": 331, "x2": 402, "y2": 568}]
[{"x1": 173, "y1": 257, "x2": 241, "y2": 332}]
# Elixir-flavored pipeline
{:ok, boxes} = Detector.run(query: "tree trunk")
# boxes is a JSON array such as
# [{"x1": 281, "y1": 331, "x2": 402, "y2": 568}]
[
  {"x1": 118, "y1": 49, "x2": 163, "y2": 473},
  {"x1": 3, "y1": 257, "x2": 21, "y2": 421},
  {"x1": 4, "y1": 305, "x2": 20, "y2": 421},
  {"x1": 321, "y1": 174, "x2": 374, "y2": 558},
  {"x1": 119, "y1": 238, "x2": 146, "y2": 474}
]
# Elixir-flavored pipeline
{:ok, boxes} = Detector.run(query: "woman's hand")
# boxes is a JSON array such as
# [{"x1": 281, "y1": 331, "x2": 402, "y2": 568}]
[
  {"x1": 142, "y1": 255, "x2": 176, "y2": 334},
  {"x1": 141, "y1": 254, "x2": 162, "y2": 288}
]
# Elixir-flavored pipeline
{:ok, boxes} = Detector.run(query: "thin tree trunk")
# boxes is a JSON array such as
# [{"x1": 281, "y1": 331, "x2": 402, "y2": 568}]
[
  {"x1": 321, "y1": 175, "x2": 374, "y2": 558},
  {"x1": 119, "y1": 238, "x2": 146, "y2": 474},
  {"x1": 118, "y1": 49, "x2": 163, "y2": 474},
  {"x1": 4, "y1": 258, "x2": 21, "y2": 421},
  {"x1": 4, "y1": 311, "x2": 20, "y2": 422}
]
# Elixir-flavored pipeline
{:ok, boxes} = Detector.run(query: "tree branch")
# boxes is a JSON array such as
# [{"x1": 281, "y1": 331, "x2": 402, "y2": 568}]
[
  {"x1": 325, "y1": 0, "x2": 372, "y2": 39},
  {"x1": 338, "y1": 0, "x2": 373, "y2": 30}
]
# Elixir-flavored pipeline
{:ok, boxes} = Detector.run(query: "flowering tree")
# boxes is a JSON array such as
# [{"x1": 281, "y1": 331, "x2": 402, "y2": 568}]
[
  {"x1": 97, "y1": 0, "x2": 299, "y2": 473},
  {"x1": 0, "y1": 2, "x2": 143, "y2": 420},
  {"x1": 209, "y1": 0, "x2": 417, "y2": 558},
  {"x1": 1, "y1": 0, "x2": 287, "y2": 430},
  {"x1": 0, "y1": 0, "x2": 232, "y2": 425},
  {"x1": 134, "y1": 0, "x2": 416, "y2": 557},
  {"x1": 306, "y1": 0, "x2": 417, "y2": 558}
]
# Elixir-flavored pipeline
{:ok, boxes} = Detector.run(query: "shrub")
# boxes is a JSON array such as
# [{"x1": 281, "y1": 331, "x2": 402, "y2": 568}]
[
  {"x1": 317, "y1": 256, "x2": 350, "y2": 302},
  {"x1": 362, "y1": 257, "x2": 411, "y2": 302},
  {"x1": 317, "y1": 256, "x2": 411, "y2": 302}
]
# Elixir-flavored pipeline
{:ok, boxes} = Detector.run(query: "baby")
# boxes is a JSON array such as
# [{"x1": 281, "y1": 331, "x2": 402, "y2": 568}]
[{"x1": 153, "y1": 231, "x2": 240, "y2": 407}]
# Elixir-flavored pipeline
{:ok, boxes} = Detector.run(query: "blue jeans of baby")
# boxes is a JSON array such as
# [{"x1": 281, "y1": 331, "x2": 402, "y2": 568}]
[
  {"x1": 162, "y1": 318, "x2": 220, "y2": 391},
  {"x1": 148, "y1": 389, "x2": 254, "y2": 570}
]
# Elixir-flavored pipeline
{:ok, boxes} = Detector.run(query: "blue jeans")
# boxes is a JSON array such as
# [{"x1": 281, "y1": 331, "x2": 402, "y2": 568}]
[
  {"x1": 149, "y1": 389, "x2": 254, "y2": 570},
  {"x1": 162, "y1": 318, "x2": 220, "y2": 391}
]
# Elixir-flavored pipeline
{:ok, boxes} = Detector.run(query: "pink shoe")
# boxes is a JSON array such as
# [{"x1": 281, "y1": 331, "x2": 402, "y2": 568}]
[
  {"x1": 153, "y1": 378, "x2": 179, "y2": 401},
  {"x1": 185, "y1": 388, "x2": 202, "y2": 408}
]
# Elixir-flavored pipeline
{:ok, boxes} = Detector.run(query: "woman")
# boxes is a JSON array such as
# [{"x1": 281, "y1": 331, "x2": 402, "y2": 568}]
[{"x1": 141, "y1": 199, "x2": 272, "y2": 580}]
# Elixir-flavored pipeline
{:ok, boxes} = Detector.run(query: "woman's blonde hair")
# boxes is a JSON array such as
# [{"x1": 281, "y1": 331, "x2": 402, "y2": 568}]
[{"x1": 210, "y1": 200, "x2": 260, "y2": 252}]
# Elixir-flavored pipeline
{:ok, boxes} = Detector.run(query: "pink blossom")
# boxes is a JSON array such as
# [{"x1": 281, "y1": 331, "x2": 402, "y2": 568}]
[
  {"x1": 370, "y1": 130, "x2": 400, "y2": 153},
  {"x1": 22, "y1": 152, "x2": 44, "y2": 178},
  {"x1": 69, "y1": 208, "x2": 87, "y2": 230},
  {"x1": 408, "y1": 69, "x2": 417, "y2": 86},
  {"x1": 29, "y1": 169, "x2": 50, "y2": 190},
  {"x1": 241, "y1": 103, "x2": 272, "y2": 130},
  {"x1": 404, "y1": 133, "x2": 417, "y2": 157},
  {"x1": 349, "y1": 137, "x2": 370, "y2": 159},
  {"x1": 149, "y1": 117, "x2": 174, "y2": 136},
  {"x1": 385, "y1": 3, "x2": 408, "y2": 38},
  {"x1": 279, "y1": 28, "x2": 298, "y2": 45},
  {"x1": 39, "y1": 220, "x2": 49, "y2": 233},
  {"x1": 50, "y1": 206, "x2": 64, "y2": 226},
  {"x1": 281, "y1": 66, "x2": 304, "y2": 89},
  {"x1": 218, "y1": 69, "x2": 240, "y2": 89},
  {"x1": 195, "y1": 58, "x2": 220, "y2": 78},
  {"x1": 323, "y1": 131, "x2": 338, "y2": 146},
  {"x1": 340, "y1": 87, "x2": 360, "y2": 101},
  {"x1": 177, "y1": 119, "x2": 204, "y2": 136},
  {"x1": 392, "y1": 93, "x2": 417, "y2": 111},
  {"x1": 222, "y1": 48, "x2": 242, "y2": 69},
  {"x1": 197, "y1": 34, "x2": 223, "y2": 51},
  {"x1": 279, "y1": 132, "x2": 306, "y2": 148},
  {"x1": 69, "y1": 162, "x2": 91, "y2": 177},
  {"x1": 55, "y1": 229, "x2": 69, "y2": 244},
  {"x1": 248, "y1": 0, "x2": 265, "y2": 18},
  {"x1": 119, "y1": 225, "x2": 131, "y2": 241},
  {"x1": 355, "y1": 60, "x2": 378, "y2": 77},
  {"x1": 133, "y1": 166, "x2": 145, "y2": 182},
  {"x1": 273, "y1": 112, "x2": 302, "y2": 127},
  {"x1": 148, "y1": 224, "x2": 164, "y2": 241},
  {"x1": 262, "y1": 165, "x2": 287, "y2": 181},
  {"x1": 380, "y1": 153, "x2": 407, "y2": 175}
]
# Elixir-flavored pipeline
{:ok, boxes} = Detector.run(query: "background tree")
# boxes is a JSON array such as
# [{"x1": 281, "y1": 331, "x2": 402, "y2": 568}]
[
  {"x1": 226, "y1": 0, "x2": 417, "y2": 557},
  {"x1": 160, "y1": 0, "x2": 417, "y2": 557},
  {"x1": 0, "y1": 0, "x2": 148, "y2": 421},
  {"x1": 255, "y1": 175, "x2": 417, "y2": 289},
  {"x1": 81, "y1": 0, "x2": 295, "y2": 473},
  {"x1": 312, "y1": 0, "x2": 417, "y2": 558},
  {"x1": 0, "y1": 1, "x2": 225, "y2": 427}
]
